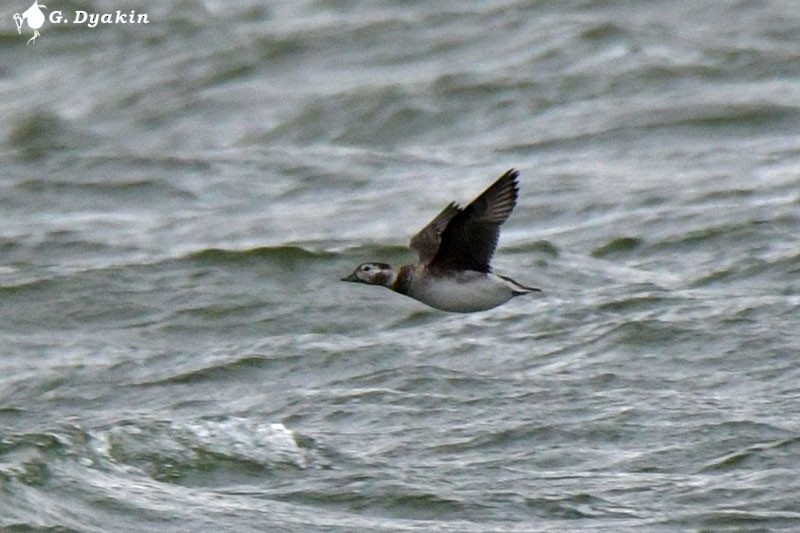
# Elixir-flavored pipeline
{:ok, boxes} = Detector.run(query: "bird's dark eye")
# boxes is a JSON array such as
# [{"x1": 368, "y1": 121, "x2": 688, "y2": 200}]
[{"x1": 363, "y1": 265, "x2": 372, "y2": 271}]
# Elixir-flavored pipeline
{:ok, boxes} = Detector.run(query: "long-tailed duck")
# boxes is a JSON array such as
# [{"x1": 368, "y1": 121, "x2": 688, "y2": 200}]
[{"x1": 341, "y1": 169, "x2": 540, "y2": 312}]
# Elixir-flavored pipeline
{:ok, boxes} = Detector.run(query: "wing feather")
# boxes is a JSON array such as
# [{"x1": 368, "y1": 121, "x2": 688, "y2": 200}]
[
  {"x1": 409, "y1": 202, "x2": 461, "y2": 265},
  {"x1": 428, "y1": 169, "x2": 519, "y2": 273}
]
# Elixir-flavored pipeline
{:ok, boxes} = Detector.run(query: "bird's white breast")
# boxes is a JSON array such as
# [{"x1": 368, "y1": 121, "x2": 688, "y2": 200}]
[{"x1": 407, "y1": 271, "x2": 515, "y2": 313}]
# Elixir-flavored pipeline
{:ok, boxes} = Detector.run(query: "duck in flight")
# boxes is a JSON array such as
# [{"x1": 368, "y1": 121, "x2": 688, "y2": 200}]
[{"x1": 341, "y1": 169, "x2": 540, "y2": 312}]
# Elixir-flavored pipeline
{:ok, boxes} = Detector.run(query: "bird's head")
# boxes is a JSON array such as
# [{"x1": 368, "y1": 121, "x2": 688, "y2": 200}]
[{"x1": 341, "y1": 262, "x2": 396, "y2": 287}]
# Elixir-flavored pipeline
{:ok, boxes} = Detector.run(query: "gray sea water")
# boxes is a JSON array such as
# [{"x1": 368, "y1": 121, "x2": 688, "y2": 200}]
[{"x1": 2, "y1": 1, "x2": 800, "y2": 531}]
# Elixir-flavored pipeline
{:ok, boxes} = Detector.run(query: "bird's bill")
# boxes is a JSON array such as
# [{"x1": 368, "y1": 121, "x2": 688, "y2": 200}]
[{"x1": 341, "y1": 270, "x2": 360, "y2": 282}]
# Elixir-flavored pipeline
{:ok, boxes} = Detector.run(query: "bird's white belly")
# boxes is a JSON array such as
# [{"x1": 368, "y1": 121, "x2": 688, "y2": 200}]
[{"x1": 408, "y1": 272, "x2": 514, "y2": 312}]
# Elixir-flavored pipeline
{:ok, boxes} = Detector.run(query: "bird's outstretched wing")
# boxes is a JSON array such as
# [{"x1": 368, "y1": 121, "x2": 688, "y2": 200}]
[
  {"x1": 427, "y1": 169, "x2": 519, "y2": 273},
  {"x1": 409, "y1": 201, "x2": 461, "y2": 265}
]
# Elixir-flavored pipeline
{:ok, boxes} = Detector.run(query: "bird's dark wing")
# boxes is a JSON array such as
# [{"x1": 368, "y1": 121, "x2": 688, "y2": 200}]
[
  {"x1": 428, "y1": 169, "x2": 519, "y2": 273},
  {"x1": 409, "y1": 202, "x2": 461, "y2": 265}
]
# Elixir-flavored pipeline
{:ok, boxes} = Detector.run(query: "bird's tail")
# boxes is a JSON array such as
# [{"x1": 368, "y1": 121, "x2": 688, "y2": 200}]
[{"x1": 497, "y1": 274, "x2": 541, "y2": 296}]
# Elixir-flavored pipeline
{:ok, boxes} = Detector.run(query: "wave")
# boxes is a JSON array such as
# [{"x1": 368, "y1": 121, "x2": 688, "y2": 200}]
[
  {"x1": 0, "y1": 418, "x2": 309, "y2": 488},
  {"x1": 103, "y1": 418, "x2": 309, "y2": 481},
  {"x1": 186, "y1": 245, "x2": 338, "y2": 266},
  {"x1": 185, "y1": 243, "x2": 417, "y2": 270},
  {"x1": 591, "y1": 237, "x2": 644, "y2": 259},
  {"x1": 701, "y1": 434, "x2": 800, "y2": 472},
  {"x1": 138, "y1": 355, "x2": 285, "y2": 386}
]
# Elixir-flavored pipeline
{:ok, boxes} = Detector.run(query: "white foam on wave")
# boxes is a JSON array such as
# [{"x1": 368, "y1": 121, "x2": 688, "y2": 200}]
[
  {"x1": 180, "y1": 418, "x2": 308, "y2": 469},
  {"x1": 97, "y1": 417, "x2": 309, "y2": 475}
]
